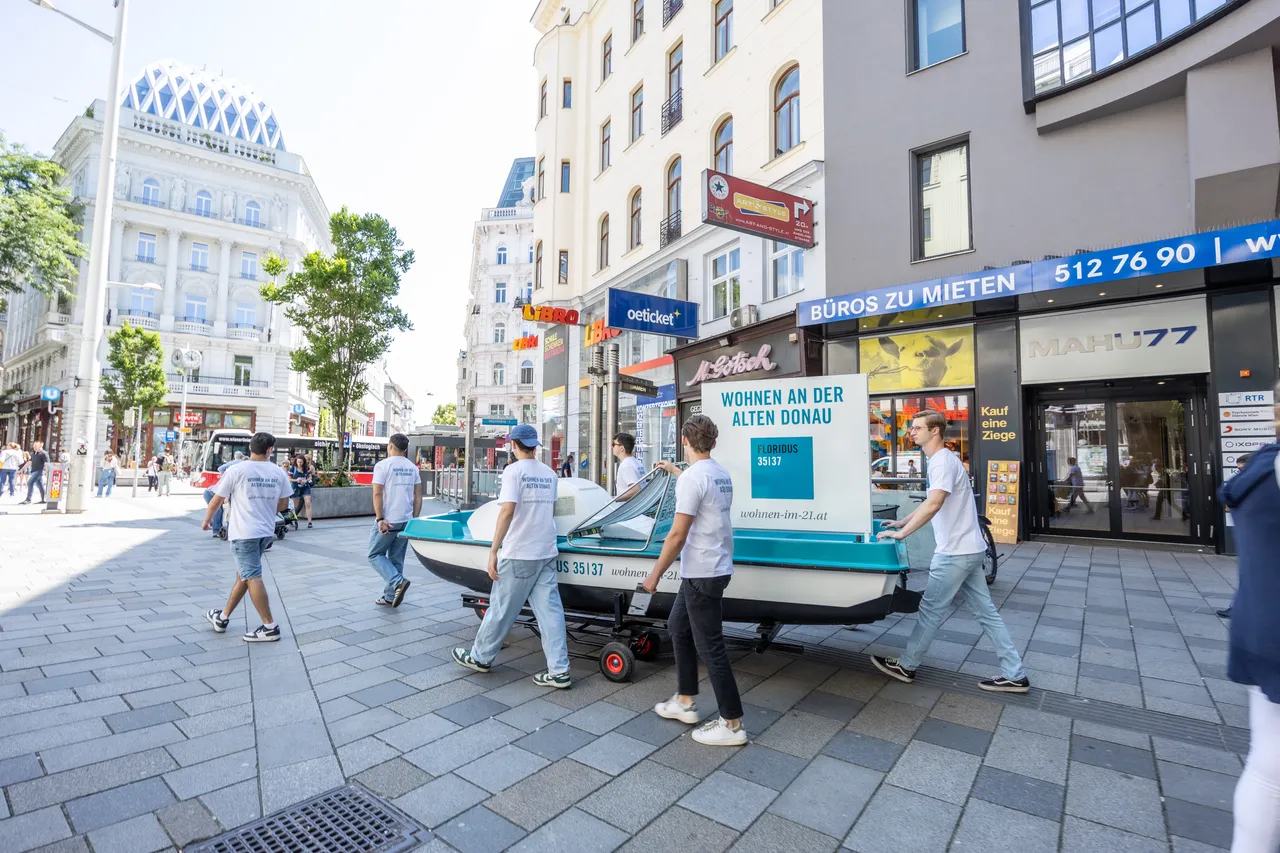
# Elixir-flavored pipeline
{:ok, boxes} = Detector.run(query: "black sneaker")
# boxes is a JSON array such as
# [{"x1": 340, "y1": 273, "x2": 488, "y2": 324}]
[
  {"x1": 392, "y1": 579, "x2": 411, "y2": 608},
  {"x1": 979, "y1": 676, "x2": 1031, "y2": 694},
  {"x1": 243, "y1": 624, "x2": 281, "y2": 643},
  {"x1": 870, "y1": 655, "x2": 916, "y2": 684},
  {"x1": 205, "y1": 609, "x2": 229, "y2": 633},
  {"x1": 1216, "y1": 607, "x2": 1232, "y2": 619}
]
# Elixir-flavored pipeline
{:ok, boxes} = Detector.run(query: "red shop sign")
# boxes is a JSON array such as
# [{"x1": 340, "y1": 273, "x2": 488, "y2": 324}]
[{"x1": 701, "y1": 170, "x2": 815, "y2": 249}]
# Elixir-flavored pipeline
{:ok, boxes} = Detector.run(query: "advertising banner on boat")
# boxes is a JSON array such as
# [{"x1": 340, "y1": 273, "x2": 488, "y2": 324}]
[{"x1": 701, "y1": 373, "x2": 872, "y2": 534}]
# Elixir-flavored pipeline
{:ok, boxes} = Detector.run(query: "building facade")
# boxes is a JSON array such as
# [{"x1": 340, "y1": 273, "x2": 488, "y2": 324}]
[
  {"x1": 1, "y1": 60, "x2": 332, "y2": 461},
  {"x1": 527, "y1": 0, "x2": 827, "y2": 476},
  {"x1": 810, "y1": 0, "x2": 1280, "y2": 552}
]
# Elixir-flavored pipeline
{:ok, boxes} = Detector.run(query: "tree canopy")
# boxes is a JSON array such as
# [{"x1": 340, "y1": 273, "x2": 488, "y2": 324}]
[
  {"x1": 101, "y1": 323, "x2": 169, "y2": 428},
  {"x1": 0, "y1": 134, "x2": 86, "y2": 298},
  {"x1": 432, "y1": 402, "x2": 457, "y2": 425}
]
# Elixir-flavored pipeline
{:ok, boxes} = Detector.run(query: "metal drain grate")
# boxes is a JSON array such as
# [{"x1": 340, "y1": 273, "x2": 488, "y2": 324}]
[{"x1": 184, "y1": 783, "x2": 431, "y2": 853}]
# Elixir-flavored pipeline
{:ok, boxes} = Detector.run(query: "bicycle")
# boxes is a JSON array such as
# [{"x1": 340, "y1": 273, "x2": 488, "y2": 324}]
[{"x1": 978, "y1": 513, "x2": 999, "y2": 585}]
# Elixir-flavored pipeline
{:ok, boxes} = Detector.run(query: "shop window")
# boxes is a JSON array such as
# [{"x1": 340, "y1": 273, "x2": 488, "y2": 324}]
[
  {"x1": 225, "y1": 412, "x2": 252, "y2": 429},
  {"x1": 205, "y1": 410, "x2": 223, "y2": 427},
  {"x1": 152, "y1": 409, "x2": 171, "y2": 425},
  {"x1": 869, "y1": 394, "x2": 971, "y2": 490},
  {"x1": 914, "y1": 139, "x2": 970, "y2": 260}
]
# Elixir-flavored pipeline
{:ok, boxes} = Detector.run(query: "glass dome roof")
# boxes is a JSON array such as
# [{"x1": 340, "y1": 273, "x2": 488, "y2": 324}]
[{"x1": 121, "y1": 59, "x2": 286, "y2": 151}]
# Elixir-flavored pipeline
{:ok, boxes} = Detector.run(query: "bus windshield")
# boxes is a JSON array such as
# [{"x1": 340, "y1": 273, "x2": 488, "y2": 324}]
[{"x1": 209, "y1": 436, "x2": 250, "y2": 469}]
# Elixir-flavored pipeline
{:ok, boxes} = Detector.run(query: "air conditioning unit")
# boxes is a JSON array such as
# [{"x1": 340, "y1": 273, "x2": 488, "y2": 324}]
[{"x1": 729, "y1": 305, "x2": 759, "y2": 329}]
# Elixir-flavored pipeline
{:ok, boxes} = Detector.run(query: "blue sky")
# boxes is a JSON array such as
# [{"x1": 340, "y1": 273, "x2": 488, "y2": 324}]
[{"x1": 0, "y1": 0, "x2": 539, "y2": 415}]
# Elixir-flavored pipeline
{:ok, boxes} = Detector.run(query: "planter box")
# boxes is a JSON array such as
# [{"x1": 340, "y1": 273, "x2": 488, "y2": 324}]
[{"x1": 309, "y1": 485, "x2": 375, "y2": 519}]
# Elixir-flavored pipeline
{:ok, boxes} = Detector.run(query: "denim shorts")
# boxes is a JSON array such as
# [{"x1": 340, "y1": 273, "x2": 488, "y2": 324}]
[{"x1": 231, "y1": 537, "x2": 273, "y2": 580}]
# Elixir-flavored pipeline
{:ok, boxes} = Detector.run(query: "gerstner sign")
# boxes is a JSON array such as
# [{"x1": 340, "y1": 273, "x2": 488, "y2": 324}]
[{"x1": 702, "y1": 170, "x2": 815, "y2": 249}]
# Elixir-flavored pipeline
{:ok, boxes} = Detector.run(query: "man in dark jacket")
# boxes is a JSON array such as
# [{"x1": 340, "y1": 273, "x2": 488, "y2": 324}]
[{"x1": 1217, "y1": 453, "x2": 1250, "y2": 619}]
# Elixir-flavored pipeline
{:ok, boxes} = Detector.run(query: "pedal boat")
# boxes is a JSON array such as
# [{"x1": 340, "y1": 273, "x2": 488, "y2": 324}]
[{"x1": 401, "y1": 468, "x2": 919, "y2": 626}]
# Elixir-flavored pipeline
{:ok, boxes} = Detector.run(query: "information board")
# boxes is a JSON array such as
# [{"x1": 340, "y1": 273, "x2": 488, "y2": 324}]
[{"x1": 983, "y1": 461, "x2": 1020, "y2": 545}]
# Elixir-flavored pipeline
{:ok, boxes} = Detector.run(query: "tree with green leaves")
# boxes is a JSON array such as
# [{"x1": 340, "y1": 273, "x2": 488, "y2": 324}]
[
  {"x1": 0, "y1": 133, "x2": 86, "y2": 298},
  {"x1": 432, "y1": 402, "x2": 457, "y2": 425},
  {"x1": 101, "y1": 323, "x2": 168, "y2": 461},
  {"x1": 262, "y1": 207, "x2": 414, "y2": 470}
]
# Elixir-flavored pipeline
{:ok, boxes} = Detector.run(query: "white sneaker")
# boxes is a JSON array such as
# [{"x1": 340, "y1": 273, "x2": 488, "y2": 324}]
[
  {"x1": 691, "y1": 718, "x2": 747, "y2": 747},
  {"x1": 654, "y1": 695, "x2": 701, "y2": 724}
]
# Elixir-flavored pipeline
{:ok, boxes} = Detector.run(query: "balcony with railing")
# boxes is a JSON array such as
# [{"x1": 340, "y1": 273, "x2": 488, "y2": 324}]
[
  {"x1": 136, "y1": 253, "x2": 157, "y2": 264},
  {"x1": 185, "y1": 206, "x2": 217, "y2": 219},
  {"x1": 239, "y1": 272, "x2": 258, "y2": 281},
  {"x1": 174, "y1": 316, "x2": 213, "y2": 336},
  {"x1": 661, "y1": 89, "x2": 683, "y2": 135},
  {"x1": 227, "y1": 324, "x2": 263, "y2": 341},
  {"x1": 119, "y1": 309, "x2": 159, "y2": 330},
  {"x1": 45, "y1": 311, "x2": 71, "y2": 326},
  {"x1": 188, "y1": 264, "x2": 210, "y2": 273},
  {"x1": 132, "y1": 196, "x2": 167, "y2": 209},
  {"x1": 235, "y1": 217, "x2": 268, "y2": 229},
  {"x1": 168, "y1": 371, "x2": 270, "y2": 398},
  {"x1": 481, "y1": 206, "x2": 533, "y2": 221},
  {"x1": 660, "y1": 211, "x2": 682, "y2": 248},
  {"x1": 663, "y1": 0, "x2": 683, "y2": 26}
]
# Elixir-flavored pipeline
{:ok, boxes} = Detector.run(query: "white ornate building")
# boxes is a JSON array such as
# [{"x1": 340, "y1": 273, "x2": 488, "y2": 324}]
[{"x1": 1, "y1": 60, "x2": 332, "y2": 459}]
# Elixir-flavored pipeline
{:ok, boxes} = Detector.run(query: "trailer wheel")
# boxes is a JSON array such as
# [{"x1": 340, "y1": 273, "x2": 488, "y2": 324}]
[
  {"x1": 600, "y1": 642, "x2": 635, "y2": 682},
  {"x1": 631, "y1": 631, "x2": 661, "y2": 662},
  {"x1": 275, "y1": 528, "x2": 286, "y2": 540}
]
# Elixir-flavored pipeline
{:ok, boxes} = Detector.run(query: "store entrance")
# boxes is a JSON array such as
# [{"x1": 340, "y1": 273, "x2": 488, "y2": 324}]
[{"x1": 1027, "y1": 379, "x2": 1213, "y2": 545}]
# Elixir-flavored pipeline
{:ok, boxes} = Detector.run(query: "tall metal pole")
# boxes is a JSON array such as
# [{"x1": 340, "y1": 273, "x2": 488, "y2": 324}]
[
  {"x1": 462, "y1": 398, "x2": 475, "y2": 508},
  {"x1": 65, "y1": 0, "x2": 129, "y2": 513},
  {"x1": 130, "y1": 404, "x2": 140, "y2": 497},
  {"x1": 588, "y1": 347, "x2": 604, "y2": 486},
  {"x1": 176, "y1": 362, "x2": 189, "y2": 469},
  {"x1": 605, "y1": 343, "x2": 619, "y2": 496}
]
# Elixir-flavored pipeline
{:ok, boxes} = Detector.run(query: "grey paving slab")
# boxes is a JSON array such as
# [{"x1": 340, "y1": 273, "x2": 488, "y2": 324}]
[
  {"x1": 578, "y1": 759, "x2": 698, "y2": 834},
  {"x1": 753, "y1": 708, "x2": 843, "y2": 759},
  {"x1": 569, "y1": 731, "x2": 657, "y2": 776},
  {"x1": 7, "y1": 748, "x2": 179, "y2": 815},
  {"x1": 257, "y1": 718, "x2": 332, "y2": 770},
  {"x1": 453, "y1": 744, "x2": 549, "y2": 793},
  {"x1": 726, "y1": 813, "x2": 839, "y2": 853},
  {"x1": 198, "y1": 779, "x2": 261, "y2": 829},
  {"x1": 155, "y1": 799, "x2": 222, "y2": 849},
  {"x1": 508, "y1": 806, "x2": 629, "y2": 853},
  {"x1": 403, "y1": 719, "x2": 522, "y2": 776},
  {"x1": 513, "y1": 721, "x2": 597, "y2": 761},
  {"x1": 1060, "y1": 816, "x2": 1169, "y2": 853},
  {"x1": 985, "y1": 724, "x2": 1071, "y2": 784},
  {"x1": 1064, "y1": 761, "x2": 1167, "y2": 840},
  {"x1": 913, "y1": 717, "x2": 993, "y2": 756},
  {"x1": 1158, "y1": 761, "x2": 1237, "y2": 811},
  {"x1": 163, "y1": 749, "x2": 258, "y2": 800},
  {"x1": 484, "y1": 759, "x2": 610, "y2": 831},
  {"x1": 928, "y1": 690, "x2": 1004, "y2": 731},
  {"x1": 1164, "y1": 797, "x2": 1235, "y2": 849},
  {"x1": 175, "y1": 703, "x2": 253, "y2": 739},
  {"x1": 885, "y1": 740, "x2": 981, "y2": 805},
  {"x1": 719, "y1": 744, "x2": 809, "y2": 791},
  {"x1": 328, "y1": 706, "x2": 409, "y2": 747},
  {"x1": 163, "y1": 725, "x2": 255, "y2": 768},
  {"x1": 437, "y1": 695, "x2": 513, "y2": 727},
  {"x1": 970, "y1": 765, "x2": 1066, "y2": 822},
  {"x1": 252, "y1": 690, "x2": 323, "y2": 730},
  {"x1": 610, "y1": 708, "x2": 689, "y2": 746},
  {"x1": 261, "y1": 754, "x2": 346, "y2": 814},
  {"x1": 0, "y1": 805, "x2": 73, "y2": 853},
  {"x1": 85, "y1": 813, "x2": 172, "y2": 853},
  {"x1": 102, "y1": 702, "x2": 186, "y2": 734},
  {"x1": 1070, "y1": 734, "x2": 1157, "y2": 779},
  {"x1": 1152, "y1": 737, "x2": 1243, "y2": 775},
  {"x1": 679, "y1": 768, "x2": 777, "y2": 830},
  {"x1": 844, "y1": 784, "x2": 961, "y2": 853},
  {"x1": 820, "y1": 730, "x2": 904, "y2": 772},
  {"x1": 0, "y1": 753, "x2": 46, "y2": 786},
  {"x1": 435, "y1": 804, "x2": 527, "y2": 853},
  {"x1": 845, "y1": 697, "x2": 928, "y2": 744},
  {"x1": 64, "y1": 776, "x2": 176, "y2": 832},
  {"x1": 615, "y1": 807, "x2": 738, "y2": 853},
  {"x1": 768, "y1": 755, "x2": 881, "y2": 838}
]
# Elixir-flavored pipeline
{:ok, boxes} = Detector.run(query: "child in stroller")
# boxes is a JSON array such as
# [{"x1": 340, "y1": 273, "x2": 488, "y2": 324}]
[{"x1": 214, "y1": 501, "x2": 299, "y2": 541}]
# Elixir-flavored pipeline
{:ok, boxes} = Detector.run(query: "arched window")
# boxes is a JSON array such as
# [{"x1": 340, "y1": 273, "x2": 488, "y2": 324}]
[
  {"x1": 494, "y1": 323, "x2": 506, "y2": 344},
  {"x1": 714, "y1": 118, "x2": 733, "y2": 174},
  {"x1": 666, "y1": 158, "x2": 682, "y2": 218},
  {"x1": 598, "y1": 214, "x2": 610, "y2": 271},
  {"x1": 244, "y1": 200, "x2": 261, "y2": 227},
  {"x1": 493, "y1": 363, "x2": 505, "y2": 385},
  {"x1": 194, "y1": 190, "x2": 213, "y2": 217},
  {"x1": 495, "y1": 281, "x2": 507, "y2": 303},
  {"x1": 141, "y1": 178, "x2": 161, "y2": 206},
  {"x1": 629, "y1": 189, "x2": 642, "y2": 250},
  {"x1": 774, "y1": 65, "x2": 800, "y2": 157},
  {"x1": 520, "y1": 360, "x2": 534, "y2": 385},
  {"x1": 496, "y1": 245, "x2": 508, "y2": 265},
  {"x1": 534, "y1": 242, "x2": 543, "y2": 289}
]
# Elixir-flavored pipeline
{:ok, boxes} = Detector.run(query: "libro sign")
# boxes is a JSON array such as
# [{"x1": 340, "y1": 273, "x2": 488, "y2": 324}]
[
  {"x1": 702, "y1": 170, "x2": 815, "y2": 249},
  {"x1": 584, "y1": 318, "x2": 622, "y2": 348},
  {"x1": 606, "y1": 288, "x2": 699, "y2": 338},
  {"x1": 523, "y1": 304, "x2": 582, "y2": 325},
  {"x1": 513, "y1": 334, "x2": 539, "y2": 351}
]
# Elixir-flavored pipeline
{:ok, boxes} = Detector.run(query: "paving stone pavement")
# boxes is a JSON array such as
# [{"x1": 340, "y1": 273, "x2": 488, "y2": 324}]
[{"x1": 0, "y1": 487, "x2": 1248, "y2": 851}]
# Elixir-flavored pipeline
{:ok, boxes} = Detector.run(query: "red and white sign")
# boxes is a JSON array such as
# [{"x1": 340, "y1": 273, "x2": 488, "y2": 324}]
[
  {"x1": 180, "y1": 412, "x2": 202, "y2": 425},
  {"x1": 702, "y1": 170, "x2": 815, "y2": 249},
  {"x1": 684, "y1": 344, "x2": 779, "y2": 387},
  {"x1": 366, "y1": 413, "x2": 376, "y2": 436}
]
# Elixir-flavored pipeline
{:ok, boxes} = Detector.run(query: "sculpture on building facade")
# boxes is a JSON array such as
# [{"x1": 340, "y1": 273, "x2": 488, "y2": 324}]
[
  {"x1": 170, "y1": 177, "x2": 186, "y2": 213},
  {"x1": 222, "y1": 191, "x2": 236, "y2": 221},
  {"x1": 272, "y1": 194, "x2": 286, "y2": 228},
  {"x1": 114, "y1": 165, "x2": 130, "y2": 200}
]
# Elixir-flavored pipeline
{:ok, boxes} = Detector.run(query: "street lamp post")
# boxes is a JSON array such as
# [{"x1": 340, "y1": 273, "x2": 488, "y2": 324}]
[
  {"x1": 48, "y1": 0, "x2": 130, "y2": 513},
  {"x1": 171, "y1": 346, "x2": 201, "y2": 472}
]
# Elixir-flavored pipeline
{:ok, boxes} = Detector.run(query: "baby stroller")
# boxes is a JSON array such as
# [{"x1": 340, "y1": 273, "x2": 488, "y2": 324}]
[{"x1": 274, "y1": 507, "x2": 300, "y2": 540}]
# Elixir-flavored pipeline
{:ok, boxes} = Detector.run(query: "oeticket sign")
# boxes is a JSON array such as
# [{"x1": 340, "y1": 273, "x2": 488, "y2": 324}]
[
  {"x1": 702, "y1": 170, "x2": 815, "y2": 250},
  {"x1": 700, "y1": 374, "x2": 870, "y2": 534},
  {"x1": 984, "y1": 461, "x2": 1020, "y2": 545}
]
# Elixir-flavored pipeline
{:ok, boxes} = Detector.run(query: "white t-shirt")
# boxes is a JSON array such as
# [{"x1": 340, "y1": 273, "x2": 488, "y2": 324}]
[
  {"x1": 673, "y1": 458, "x2": 734, "y2": 579},
  {"x1": 103, "y1": 457, "x2": 120, "y2": 471},
  {"x1": 373, "y1": 455, "x2": 422, "y2": 525},
  {"x1": 496, "y1": 458, "x2": 559, "y2": 560},
  {"x1": 213, "y1": 461, "x2": 293, "y2": 541},
  {"x1": 616, "y1": 456, "x2": 645, "y2": 494},
  {"x1": 926, "y1": 448, "x2": 986, "y2": 556},
  {"x1": 1, "y1": 449, "x2": 23, "y2": 470}
]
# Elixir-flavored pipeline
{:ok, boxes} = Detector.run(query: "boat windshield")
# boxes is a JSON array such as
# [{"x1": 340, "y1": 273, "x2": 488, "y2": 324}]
[{"x1": 566, "y1": 465, "x2": 680, "y2": 551}]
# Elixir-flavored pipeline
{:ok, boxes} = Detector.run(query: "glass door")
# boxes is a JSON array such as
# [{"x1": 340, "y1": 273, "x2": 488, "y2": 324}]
[
  {"x1": 1116, "y1": 400, "x2": 1192, "y2": 539},
  {"x1": 1042, "y1": 403, "x2": 1110, "y2": 533}
]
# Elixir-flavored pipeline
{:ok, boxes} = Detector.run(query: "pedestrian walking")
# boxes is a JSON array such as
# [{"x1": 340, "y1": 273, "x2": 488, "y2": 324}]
[
  {"x1": 642, "y1": 415, "x2": 747, "y2": 747},
  {"x1": 368, "y1": 434, "x2": 421, "y2": 608},
  {"x1": 1217, "y1": 455, "x2": 1251, "y2": 620},
  {"x1": 289, "y1": 454, "x2": 316, "y2": 528},
  {"x1": 1149, "y1": 458, "x2": 1171, "y2": 520},
  {"x1": 204, "y1": 451, "x2": 244, "y2": 537},
  {"x1": 0, "y1": 442, "x2": 22, "y2": 497},
  {"x1": 96, "y1": 450, "x2": 119, "y2": 497},
  {"x1": 612, "y1": 432, "x2": 646, "y2": 500},
  {"x1": 17, "y1": 449, "x2": 30, "y2": 491},
  {"x1": 201, "y1": 432, "x2": 293, "y2": 642},
  {"x1": 145, "y1": 456, "x2": 159, "y2": 492},
  {"x1": 453, "y1": 424, "x2": 571, "y2": 689},
  {"x1": 1063, "y1": 456, "x2": 1093, "y2": 513},
  {"x1": 873, "y1": 410, "x2": 1031, "y2": 693},
  {"x1": 19, "y1": 441, "x2": 49, "y2": 504},
  {"x1": 560, "y1": 452, "x2": 575, "y2": 478},
  {"x1": 156, "y1": 448, "x2": 174, "y2": 496},
  {"x1": 1219, "y1": 405, "x2": 1280, "y2": 852}
]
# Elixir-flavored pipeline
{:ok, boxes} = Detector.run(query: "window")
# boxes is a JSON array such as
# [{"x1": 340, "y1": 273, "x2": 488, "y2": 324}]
[
  {"x1": 193, "y1": 190, "x2": 213, "y2": 217},
  {"x1": 535, "y1": 242, "x2": 543, "y2": 288},
  {"x1": 524, "y1": 281, "x2": 533, "y2": 301},
  {"x1": 666, "y1": 158, "x2": 682, "y2": 217},
  {"x1": 495, "y1": 281, "x2": 507, "y2": 303},
  {"x1": 911, "y1": 0, "x2": 966, "y2": 71},
  {"x1": 769, "y1": 241, "x2": 805, "y2": 299},
  {"x1": 709, "y1": 247, "x2": 741, "y2": 319},
  {"x1": 537, "y1": 158, "x2": 545, "y2": 201},
  {"x1": 140, "y1": 178, "x2": 161, "y2": 206},
  {"x1": 137, "y1": 232, "x2": 156, "y2": 262},
  {"x1": 629, "y1": 189, "x2": 643, "y2": 249},
  {"x1": 598, "y1": 215, "x2": 610, "y2": 270},
  {"x1": 493, "y1": 363, "x2": 505, "y2": 385},
  {"x1": 494, "y1": 323, "x2": 506, "y2": 344},
  {"x1": 668, "y1": 42, "x2": 683, "y2": 97},
  {"x1": 539, "y1": 79, "x2": 548, "y2": 118},
  {"x1": 234, "y1": 356, "x2": 253, "y2": 386},
  {"x1": 128, "y1": 288, "x2": 155, "y2": 316},
  {"x1": 774, "y1": 65, "x2": 800, "y2": 156},
  {"x1": 561, "y1": 161, "x2": 571, "y2": 193},
  {"x1": 631, "y1": 86, "x2": 644, "y2": 141},
  {"x1": 915, "y1": 140, "x2": 971, "y2": 259},
  {"x1": 243, "y1": 201, "x2": 261, "y2": 227},
  {"x1": 240, "y1": 251, "x2": 258, "y2": 279},
  {"x1": 490, "y1": 403, "x2": 506, "y2": 416},
  {"x1": 234, "y1": 302, "x2": 256, "y2": 328},
  {"x1": 600, "y1": 120, "x2": 612, "y2": 171},
  {"x1": 558, "y1": 251, "x2": 569, "y2": 284},
  {"x1": 563, "y1": 79, "x2": 572, "y2": 108},
  {"x1": 528, "y1": 244, "x2": 534, "y2": 263},
  {"x1": 522, "y1": 403, "x2": 536, "y2": 424},
  {"x1": 632, "y1": 0, "x2": 645, "y2": 42},
  {"x1": 190, "y1": 242, "x2": 209, "y2": 271},
  {"x1": 602, "y1": 34, "x2": 613, "y2": 80},
  {"x1": 184, "y1": 294, "x2": 207, "y2": 322},
  {"x1": 496, "y1": 245, "x2": 508, "y2": 265},
  {"x1": 714, "y1": 118, "x2": 733, "y2": 173},
  {"x1": 520, "y1": 360, "x2": 534, "y2": 385},
  {"x1": 714, "y1": 0, "x2": 734, "y2": 61}
]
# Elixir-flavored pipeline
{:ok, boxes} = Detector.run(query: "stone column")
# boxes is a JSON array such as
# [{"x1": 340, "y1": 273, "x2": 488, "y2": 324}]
[
  {"x1": 215, "y1": 240, "x2": 232, "y2": 336},
  {"x1": 160, "y1": 229, "x2": 181, "y2": 330}
]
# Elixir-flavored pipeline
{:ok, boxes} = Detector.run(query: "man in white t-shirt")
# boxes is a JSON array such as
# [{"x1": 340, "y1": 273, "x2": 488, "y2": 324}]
[
  {"x1": 612, "y1": 431, "x2": 646, "y2": 500},
  {"x1": 454, "y1": 424, "x2": 571, "y2": 689},
  {"x1": 368, "y1": 433, "x2": 422, "y2": 608},
  {"x1": 0, "y1": 442, "x2": 24, "y2": 497},
  {"x1": 873, "y1": 411, "x2": 1030, "y2": 693},
  {"x1": 641, "y1": 415, "x2": 746, "y2": 747},
  {"x1": 201, "y1": 432, "x2": 294, "y2": 643}
]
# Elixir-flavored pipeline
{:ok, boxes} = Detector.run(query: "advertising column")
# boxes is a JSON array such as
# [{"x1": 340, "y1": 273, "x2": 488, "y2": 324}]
[
  {"x1": 541, "y1": 325, "x2": 569, "y2": 469},
  {"x1": 974, "y1": 320, "x2": 1022, "y2": 544}
]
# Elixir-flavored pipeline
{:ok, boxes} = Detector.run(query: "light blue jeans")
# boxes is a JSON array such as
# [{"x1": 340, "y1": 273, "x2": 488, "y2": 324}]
[
  {"x1": 368, "y1": 522, "x2": 410, "y2": 601},
  {"x1": 472, "y1": 557, "x2": 569, "y2": 676},
  {"x1": 204, "y1": 488, "x2": 225, "y2": 533},
  {"x1": 898, "y1": 551, "x2": 1027, "y2": 681},
  {"x1": 96, "y1": 469, "x2": 115, "y2": 496}
]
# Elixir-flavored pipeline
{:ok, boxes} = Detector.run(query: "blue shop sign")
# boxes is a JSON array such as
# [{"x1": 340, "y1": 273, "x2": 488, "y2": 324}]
[
  {"x1": 798, "y1": 219, "x2": 1280, "y2": 326},
  {"x1": 635, "y1": 382, "x2": 675, "y2": 407},
  {"x1": 40, "y1": 386, "x2": 61, "y2": 402},
  {"x1": 607, "y1": 289, "x2": 699, "y2": 338}
]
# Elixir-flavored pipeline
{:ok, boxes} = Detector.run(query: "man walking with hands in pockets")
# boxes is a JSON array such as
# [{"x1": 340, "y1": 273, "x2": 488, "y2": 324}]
[
  {"x1": 368, "y1": 433, "x2": 421, "y2": 608},
  {"x1": 872, "y1": 411, "x2": 1030, "y2": 693}
]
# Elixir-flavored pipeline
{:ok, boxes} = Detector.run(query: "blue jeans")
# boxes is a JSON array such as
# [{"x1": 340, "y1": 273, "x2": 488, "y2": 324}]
[
  {"x1": 231, "y1": 537, "x2": 273, "y2": 580},
  {"x1": 472, "y1": 557, "x2": 569, "y2": 676},
  {"x1": 898, "y1": 551, "x2": 1026, "y2": 681},
  {"x1": 204, "y1": 488, "x2": 225, "y2": 532},
  {"x1": 0, "y1": 469, "x2": 14, "y2": 495},
  {"x1": 26, "y1": 470, "x2": 45, "y2": 502},
  {"x1": 367, "y1": 522, "x2": 410, "y2": 600},
  {"x1": 96, "y1": 470, "x2": 115, "y2": 496}
]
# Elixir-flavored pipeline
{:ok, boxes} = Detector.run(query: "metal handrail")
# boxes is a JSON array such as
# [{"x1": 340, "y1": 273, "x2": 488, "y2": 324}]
[
  {"x1": 120, "y1": 308, "x2": 157, "y2": 318},
  {"x1": 135, "y1": 253, "x2": 157, "y2": 263},
  {"x1": 663, "y1": 0, "x2": 683, "y2": 26},
  {"x1": 659, "y1": 211, "x2": 682, "y2": 248},
  {"x1": 167, "y1": 372, "x2": 268, "y2": 388},
  {"x1": 661, "y1": 88, "x2": 683, "y2": 135}
]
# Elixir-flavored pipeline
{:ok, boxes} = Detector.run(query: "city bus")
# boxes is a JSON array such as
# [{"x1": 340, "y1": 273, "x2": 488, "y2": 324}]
[{"x1": 192, "y1": 429, "x2": 390, "y2": 488}]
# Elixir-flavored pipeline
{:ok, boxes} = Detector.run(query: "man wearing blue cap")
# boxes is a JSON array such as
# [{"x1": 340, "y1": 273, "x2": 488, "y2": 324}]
[{"x1": 454, "y1": 424, "x2": 571, "y2": 688}]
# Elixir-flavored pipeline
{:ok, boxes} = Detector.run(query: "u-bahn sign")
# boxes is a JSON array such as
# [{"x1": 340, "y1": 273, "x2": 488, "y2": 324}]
[{"x1": 702, "y1": 170, "x2": 816, "y2": 249}]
